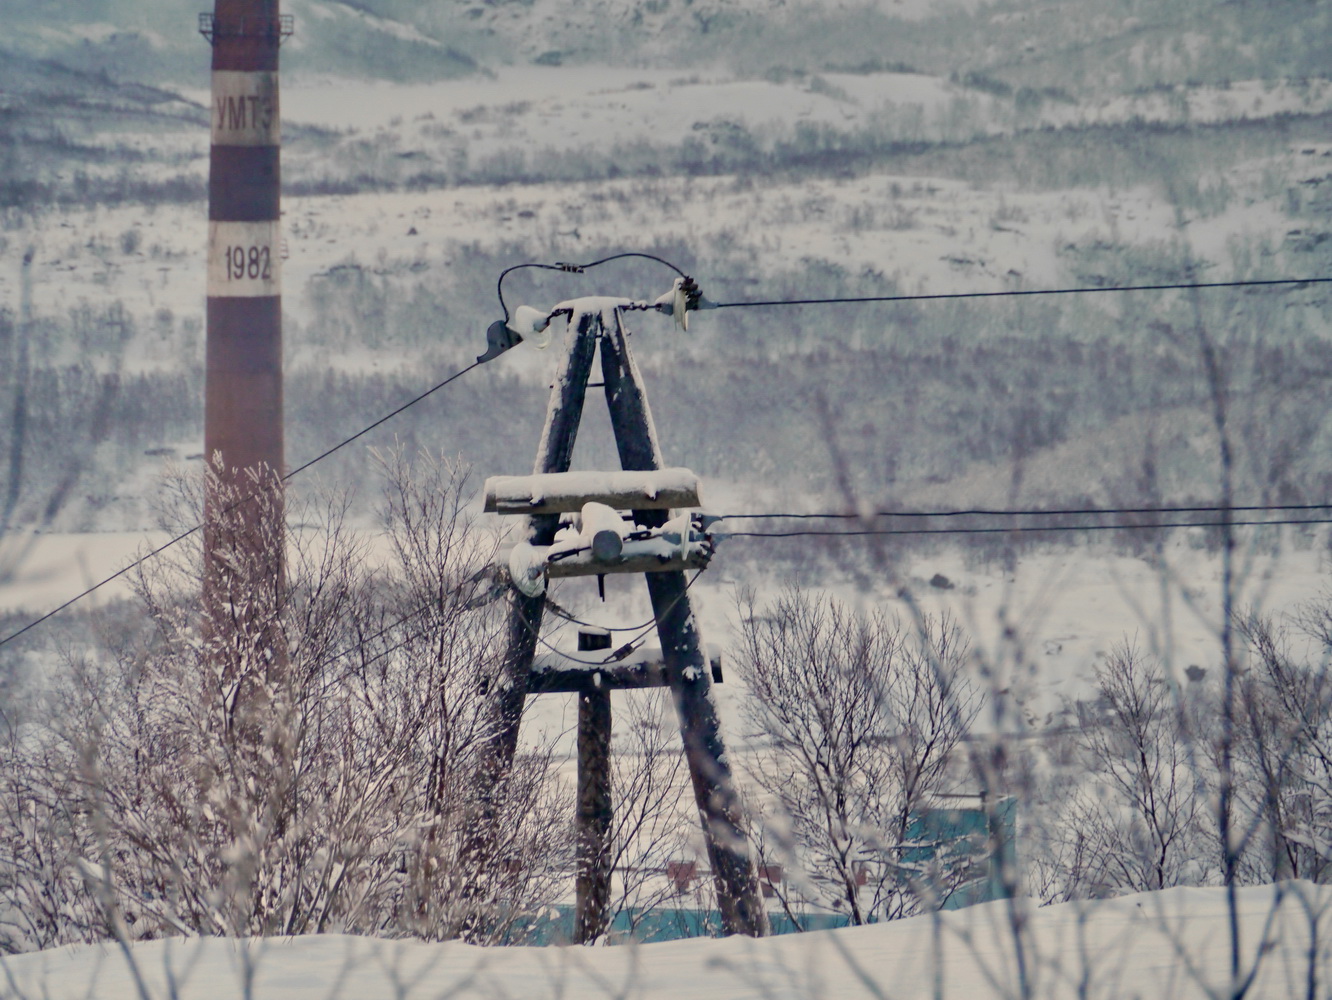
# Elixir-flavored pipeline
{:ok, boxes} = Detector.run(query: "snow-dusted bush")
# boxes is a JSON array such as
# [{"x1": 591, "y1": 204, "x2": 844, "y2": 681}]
[
  {"x1": 1050, "y1": 643, "x2": 1215, "y2": 898},
  {"x1": 0, "y1": 451, "x2": 569, "y2": 952},
  {"x1": 1233, "y1": 608, "x2": 1332, "y2": 885},
  {"x1": 734, "y1": 589, "x2": 982, "y2": 924}
]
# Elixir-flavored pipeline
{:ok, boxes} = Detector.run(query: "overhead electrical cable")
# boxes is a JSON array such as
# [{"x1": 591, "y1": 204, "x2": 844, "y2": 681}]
[
  {"x1": 709, "y1": 276, "x2": 1332, "y2": 310},
  {"x1": 0, "y1": 359, "x2": 485, "y2": 650},
  {"x1": 523, "y1": 571, "x2": 705, "y2": 667},
  {"x1": 497, "y1": 252, "x2": 687, "y2": 321},
  {"x1": 284, "y1": 359, "x2": 483, "y2": 481},
  {"x1": 10, "y1": 267, "x2": 1332, "y2": 653},
  {"x1": 719, "y1": 502, "x2": 1332, "y2": 520},
  {"x1": 721, "y1": 515, "x2": 1332, "y2": 539},
  {"x1": 493, "y1": 255, "x2": 1329, "y2": 320}
]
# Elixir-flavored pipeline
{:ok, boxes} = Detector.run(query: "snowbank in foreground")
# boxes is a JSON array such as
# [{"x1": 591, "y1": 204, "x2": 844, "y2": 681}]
[{"x1": 5, "y1": 883, "x2": 1329, "y2": 1000}]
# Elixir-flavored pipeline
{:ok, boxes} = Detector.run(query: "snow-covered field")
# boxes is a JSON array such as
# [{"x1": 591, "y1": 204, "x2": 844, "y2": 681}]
[
  {"x1": 11, "y1": 65, "x2": 1329, "y2": 341},
  {"x1": 4, "y1": 883, "x2": 1330, "y2": 999},
  {"x1": 3, "y1": 57, "x2": 1330, "y2": 734},
  {"x1": 5, "y1": 10, "x2": 1332, "y2": 990}
]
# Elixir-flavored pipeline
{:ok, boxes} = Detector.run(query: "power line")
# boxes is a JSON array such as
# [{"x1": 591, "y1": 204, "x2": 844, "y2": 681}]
[
  {"x1": 284, "y1": 359, "x2": 482, "y2": 481},
  {"x1": 545, "y1": 595, "x2": 661, "y2": 633},
  {"x1": 722, "y1": 515, "x2": 1332, "y2": 539},
  {"x1": 497, "y1": 252, "x2": 687, "y2": 321},
  {"x1": 525, "y1": 571, "x2": 704, "y2": 667},
  {"x1": 0, "y1": 360, "x2": 484, "y2": 650},
  {"x1": 720, "y1": 502, "x2": 1332, "y2": 520},
  {"x1": 320, "y1": 601, "x2": 431, "y2": 668},
  {"x1": 494, "y1": 253, "x2": 1328, "y2": 321},
  {"x1": 9, "y1": 267, "x2": 1330, "y2": 651},
  {"x1": 711, "y1": 276, "x2": 1332, "y2": 310}
]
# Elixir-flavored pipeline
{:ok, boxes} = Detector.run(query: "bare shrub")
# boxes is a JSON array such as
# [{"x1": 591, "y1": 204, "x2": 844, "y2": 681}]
[
  {"x1": 734, "y1": 588, "x2": 981, "y2": 924},
  {"x1": 0, "y1": 451, "x2": 568, "y2": 951},
  {"x1": 604, "y1": 689, "x2": 695, "y2": 941},
  {"x1": 1061, "y1": 642, "x2": 1213, "y2": 897},
  {"x1": 1234, "y1": 609, "x2": 1332, "y2": 885}
]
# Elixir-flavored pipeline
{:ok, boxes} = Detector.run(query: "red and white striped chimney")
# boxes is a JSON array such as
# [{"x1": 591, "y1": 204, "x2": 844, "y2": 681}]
[{"x1": 201, "y1": 2, "x2": 288, "y2": 653}]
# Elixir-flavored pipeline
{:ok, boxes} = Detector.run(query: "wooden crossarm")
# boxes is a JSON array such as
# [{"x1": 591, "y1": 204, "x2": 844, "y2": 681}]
[
  {"x1": 484, "y1": 468, "x2": 701, "y2": 515},
  {"x1": 528, "y1": 645, "x2": 724, "y2": 693}
]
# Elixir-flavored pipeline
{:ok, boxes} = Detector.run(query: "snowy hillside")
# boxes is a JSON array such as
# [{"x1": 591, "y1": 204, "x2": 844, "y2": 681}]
[{"x1": 3, "y1": 0, "x2": 1332, "y2": 989}]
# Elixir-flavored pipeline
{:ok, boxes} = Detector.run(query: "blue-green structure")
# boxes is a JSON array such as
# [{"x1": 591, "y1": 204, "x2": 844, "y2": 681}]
[{"x1": 510, "y1": 797, "x2": 1017, "y2": 945}]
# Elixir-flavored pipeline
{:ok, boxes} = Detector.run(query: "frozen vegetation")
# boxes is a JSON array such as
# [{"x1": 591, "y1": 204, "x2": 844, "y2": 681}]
[{"x1": 2, "y1": 0, "x2": 1332, "y2": 997}]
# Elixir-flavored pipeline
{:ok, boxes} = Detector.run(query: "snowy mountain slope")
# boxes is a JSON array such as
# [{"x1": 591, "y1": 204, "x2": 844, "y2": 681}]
[
  {"x1": 4, "y1": 0, "x2": 1328, "y2": 93},
  {"x1": 2, "y1": 87, "x2": 1328, "y2": 542},
  {"x1": 2, "y1": 0, "x2": 1329, "y2": 700}
]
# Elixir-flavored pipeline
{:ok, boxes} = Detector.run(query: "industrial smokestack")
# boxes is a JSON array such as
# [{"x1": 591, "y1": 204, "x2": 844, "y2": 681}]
[{"x1": 200, "y1": 1, "x2": 290, "y2": 679}]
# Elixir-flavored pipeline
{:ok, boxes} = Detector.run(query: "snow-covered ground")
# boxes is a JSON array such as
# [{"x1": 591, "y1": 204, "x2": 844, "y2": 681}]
[
  {"x1": 4, "y1": 882, "x2": 1330, "y2": 999},
  {"x1": 6, "y1": 2, "x2": 1332, "y2": 992},
  {"x1": 8, "y1": 137, "x2": 1325, "y2": 363},
  {"x1": 269, "y1": 72, "x2": 1332, "y2": 152},
  {"x1": 4, "y1": 60, "x2": 1328, "y2": 720}
]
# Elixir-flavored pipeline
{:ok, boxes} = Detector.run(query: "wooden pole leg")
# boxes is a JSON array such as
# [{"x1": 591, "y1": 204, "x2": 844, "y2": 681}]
[
  {"x1": 599, "y1": 308, "x2": 769, "y2": 937},
  {"x1": 575, "y1": 685, "x2": 612, "y2": 944},
  {"x1": 645, "y1": 571, "x2": 769, "y2": 937},
  {"x1": 484, "y1": 310, "x2": 599, "y2": 794},
  {"x1": 466, "y1": 309, "x2": 599, "y2": 929}
]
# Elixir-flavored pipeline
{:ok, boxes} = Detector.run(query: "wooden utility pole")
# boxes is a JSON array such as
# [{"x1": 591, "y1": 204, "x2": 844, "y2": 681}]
[
  {"x1": 491, "y1": 312, "x2": 599, "y2": 762},
  {"x1": 598, "y1": 310, "x2": 768, "y2": 938},
  {"x1": 574, "y1": 630, "x2": 613, "y2": 943},
  {"x1": 482, "y1": 303, "x2": 768, "y2": 939}
]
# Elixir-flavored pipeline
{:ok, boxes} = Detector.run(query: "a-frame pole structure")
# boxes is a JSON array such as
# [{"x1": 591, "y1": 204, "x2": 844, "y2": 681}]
[{"x1": 483, "y1": 303, "x2": 768, "y2": 938}]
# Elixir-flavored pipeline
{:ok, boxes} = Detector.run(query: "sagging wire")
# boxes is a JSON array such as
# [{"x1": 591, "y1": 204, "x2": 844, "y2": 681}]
[
  {"x1": 488, "y1": 255, "x2": 1329, "y2": 365},
  {"x1": 710, "y1": 276, "x2": 1332, "y2": 310},
  {"x1": 496, "y1": 251, "x2": 688, "y2": 322},
  {"x1": 545, "y1": 595, "x2": 662, "y2": 633},
  {"x1": 718, "y1": 502, "x2": 1332, "y2": 520},
  {"x1": 497, "y1": 255, "x2": 1329, "y2": 325},
  {"x1": 718, "y1": 515, "x2": 1332, "y2": 540},
  {"x1": 0, "y1": 359, "x2": 486, "y2": 651},
  {"x1": 520, "y1": 570, "x2": 705, "y2": 667}
]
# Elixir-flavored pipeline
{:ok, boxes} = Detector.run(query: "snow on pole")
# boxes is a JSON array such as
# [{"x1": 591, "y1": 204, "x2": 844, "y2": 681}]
[
  {"x1": 483, "y1": 467, "x2": 702, "y2": 515},
  {"x1": 598, "y1": 307, "x2": 769, "y2": 937}
]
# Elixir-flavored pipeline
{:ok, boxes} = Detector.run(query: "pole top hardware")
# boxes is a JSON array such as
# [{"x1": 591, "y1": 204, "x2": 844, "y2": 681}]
[
  {"x1": 480, "y1": 269, "x2": 716, "y2": 365},
  {"x1": 198, "y1": 12, "x2": 294, "y2": 45},
  {"x1": 502, "y1": 506, "x2": 717, "y2": 598}
]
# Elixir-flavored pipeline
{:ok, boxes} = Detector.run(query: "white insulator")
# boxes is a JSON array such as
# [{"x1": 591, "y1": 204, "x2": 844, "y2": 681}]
[
  {"x1": 580, "y1": 501, "x2": 627, "y2": 563},
  {"x1": 661, "y1": 511, "x2": 692, "y2": 559},
  {"x1": 508, "y1": 305, "x2": 553, "y2": 350},
  {"x1": 508, "y1": 540, "x2": 547, "y2": 597},
  {"x1": 652, "y1": 278, "x2": 689, "y2": 332},
  {"x1": 672, "y1": 278, "x2": 689, "y2": 333}
]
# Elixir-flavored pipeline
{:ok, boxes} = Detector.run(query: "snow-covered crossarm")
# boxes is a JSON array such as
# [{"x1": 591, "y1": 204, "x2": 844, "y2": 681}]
[
  {"x1": 528, "y1": 643, "x2": 724, "y2": 693},
  {"x1": 503, "y1": 526, "x2": 714, "y2": 597},
  {"x1": 484, "y1": 468, "x2": 702, "y2": 515}
]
